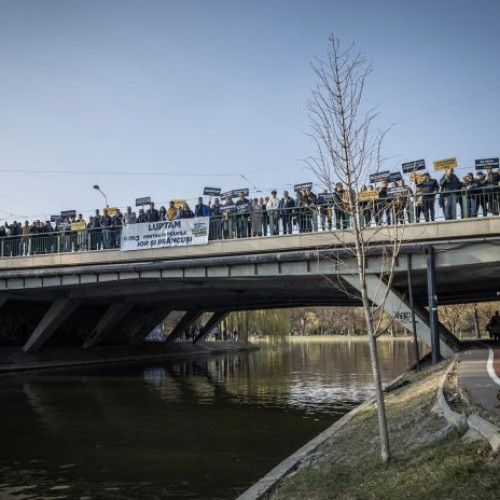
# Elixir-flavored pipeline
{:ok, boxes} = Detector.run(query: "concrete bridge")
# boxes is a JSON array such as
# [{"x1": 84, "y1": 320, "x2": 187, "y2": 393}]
[{"x1": 0, "y1": 216, "x2": 499, "y2": 359}]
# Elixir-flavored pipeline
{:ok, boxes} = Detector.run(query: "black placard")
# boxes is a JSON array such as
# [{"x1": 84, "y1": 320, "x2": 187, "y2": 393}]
[
  {"x1": 369, "y1": 171, "x2": 390, "y2": 183},
  {"x1": 387, "y1": 172, "x2": 403, "y2": 182},
  {"x1": 317, "y1": 192, "x2": 334, "y2": 203},
  {"x1": 475, "y1": 157, "x2": 499, "y2": 170},
  {"x1": 203, "y1": 187, "x2": 222, "y2": 196},
  {"x1": 135, "y1": 196, "x2": 151, "y2": 206},
  {"x1": 60, "y1": 210, "x2": 77, "y2": 219},
  {"x1": 387, "y1": 186, "x2": 410, "y2": 198},
  {"x1": 294, "y1": 182, "x2": 313, "y2": 192},
  {"x1": 220, "y1": 188, "x2": 249, "y2": 198},
  {"x1": 236, "y1": 202, "x2": 251, "y2": 213},
  {"x1": 402, "y1": 159, "x2": 426, "y2": 173}
]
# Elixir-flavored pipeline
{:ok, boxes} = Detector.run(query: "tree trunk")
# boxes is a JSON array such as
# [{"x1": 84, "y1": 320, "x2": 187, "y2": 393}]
[
  {"x1": 472, "y1": 304, "x2": 481, "y2": 339},
  {"x1": 361, "y1": 289, "x2": 390, "y2": 461}
]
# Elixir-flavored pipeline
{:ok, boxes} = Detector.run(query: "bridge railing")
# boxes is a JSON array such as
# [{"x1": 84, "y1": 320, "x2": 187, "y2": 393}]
[{"x1": 0, "y1": 186, "x2": 499, "y2": 258}]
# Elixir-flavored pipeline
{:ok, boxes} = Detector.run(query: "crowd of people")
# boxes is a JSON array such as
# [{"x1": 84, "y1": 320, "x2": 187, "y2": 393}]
[{"x1": 0, "y1": 166, "x2": 499, "y2": 256}]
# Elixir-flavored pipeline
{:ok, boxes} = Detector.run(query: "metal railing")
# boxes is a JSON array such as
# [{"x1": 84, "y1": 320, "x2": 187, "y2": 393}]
[{"x1": 0, "y1": 186, "x2": 499, "y2": 258}]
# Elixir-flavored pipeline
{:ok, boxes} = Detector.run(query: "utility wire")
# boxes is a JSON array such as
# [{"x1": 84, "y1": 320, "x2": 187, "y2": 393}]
[
  {"x1": 0, "y1": 168, "x2": 240, "y2": 177},
  {"x1": 392, "y1": 82, "x2": 500, "y2": 127}
]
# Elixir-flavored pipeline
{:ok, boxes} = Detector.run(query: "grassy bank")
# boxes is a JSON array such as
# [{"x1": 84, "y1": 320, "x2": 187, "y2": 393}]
[{"x1": 270, "y1": 361, "x2": 500, "y2": 500}]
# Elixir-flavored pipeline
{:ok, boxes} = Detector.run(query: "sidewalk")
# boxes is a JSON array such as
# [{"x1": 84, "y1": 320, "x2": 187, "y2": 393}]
[{"x1": 458, "y1": 344, "x2": 500, "y2": 423}]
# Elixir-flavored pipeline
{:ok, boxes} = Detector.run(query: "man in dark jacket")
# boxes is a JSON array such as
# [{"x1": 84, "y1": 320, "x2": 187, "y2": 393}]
[
  {"x1": 100, "y1": 208, "x2": 113, "y2": 249},
  {"x1": 137, "y1": 208, "x2": 148, "y2": 223},
  {"x1": 146, "y1": 202, "x2": 159, "y2": 222},
  {"x1": 473, "y1": 172, "x2": 488, "y2": 217},
  {"x1": 317, "y1": 189, "x2": 332, "y2": 231},
  {"x1": 486, "y1": 167, "x2": 500, "y2": 215},
  {"x1": 439, "y1": 168, "x2": 462, "y2": 220},
  {"x1": 6, "y1": 221, "x2": 21, "y2": 256},
  {"x1": 332, "y1": 183, "x2": 347, "y2": 230},
  {"x1": 235, "y1": 192, "x2": 250, "y2": 238},
  {"x1": 417, "y1": 173, "x2": 440, "y2": 222},
  {"x1": 303, "y1": 187, "x2": 317, "y2": 232},
  {"x1": 280, "y1": 190, "x2": 295, "y2": 234}
]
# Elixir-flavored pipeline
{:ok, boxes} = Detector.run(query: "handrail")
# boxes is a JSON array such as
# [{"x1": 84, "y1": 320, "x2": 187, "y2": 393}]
[{"x1": 0, "y1": 186, "x2": 498, "y2": 258}]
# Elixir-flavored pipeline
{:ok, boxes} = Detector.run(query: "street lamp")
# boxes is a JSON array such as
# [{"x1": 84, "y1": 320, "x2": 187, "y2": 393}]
[{"x1": 93, "y1": 185, "x2": 108, "y2": 207}]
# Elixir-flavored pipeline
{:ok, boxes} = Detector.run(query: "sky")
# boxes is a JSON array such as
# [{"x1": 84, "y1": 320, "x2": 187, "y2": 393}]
[{"x1": 0, "y1": 0, "x2": 499, "y2": 220}]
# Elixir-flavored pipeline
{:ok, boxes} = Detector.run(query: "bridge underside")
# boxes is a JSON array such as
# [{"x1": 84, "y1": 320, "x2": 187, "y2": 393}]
[{"x1": 0, "y1": 260, "x2": 498, "y2": 353}]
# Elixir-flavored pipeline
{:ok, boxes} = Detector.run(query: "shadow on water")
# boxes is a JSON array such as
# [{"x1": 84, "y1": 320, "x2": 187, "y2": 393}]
[{"x1": 0, "y1": 338, "x2": 422, "y2": 499}]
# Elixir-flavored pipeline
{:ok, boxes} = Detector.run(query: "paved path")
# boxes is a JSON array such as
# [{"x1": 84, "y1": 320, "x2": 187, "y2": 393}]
[{"x1": 458, "y1": 345, "x2": 500, "y2": 420}]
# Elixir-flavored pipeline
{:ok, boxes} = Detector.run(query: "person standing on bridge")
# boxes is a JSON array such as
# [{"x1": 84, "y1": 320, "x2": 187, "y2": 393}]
[
  {"x1": 209, "y1": 198, "x2": 222, "y2": 240},
  {"x1": 439, "y1": 167, "x2": 462, "y2": 220},
  {"x1": 280, "y1": 190, "x2": 295, "y2": 234},
  {"x1": 100, "y1": 208, "x2": 113, "y2": 249},
  {"x1": 235, "y1": 192, "x2": 251, "y2": 238},
  {"x1": 194, "y1": 197, "x2": 211, "y2": 217},
  {"x1": 250, "y1": 198, "x2": 263, "y2": 237},
  {"x1": 486, "y1": 311, "x2": 500, "y2": 342},
  {"x1": 266, "y1": 190, "x2": 281, "y2": 235},
  {"x1": 167, "y1": 201, "x2": 178, "y2": 221},
  {"x1": 333, "y1": 182, "x2": 348, "y2": 229},
  {"x1": 123, "y1": 206, "x2": 137, "y2": 225},
  {"x1": 179, "y1": 202, "x2": 194, "y2": 219},
  {"x1": 137, "y1": 208, "x2": 148, "y2": 223},
  {"x1": 417, "y1": 173, "x2": 439, "y2": 222},
  {"x1": 473, "y1": 172, "x2": 488, "y2": 217},
  {"x1": 486, "y1": 167, "x2": 500, "y2": 215},
  {"x1": 303, "y1": 187, "x2": 317, "y2": 232},
  {"x1": 146, "y1": 202, "x2": 159, "y2": 223}
]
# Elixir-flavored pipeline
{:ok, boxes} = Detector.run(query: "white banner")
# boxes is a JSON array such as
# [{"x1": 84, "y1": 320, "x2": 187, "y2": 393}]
[{"x1": 121, "y1": 219, "x2": 209, "y2": 251}]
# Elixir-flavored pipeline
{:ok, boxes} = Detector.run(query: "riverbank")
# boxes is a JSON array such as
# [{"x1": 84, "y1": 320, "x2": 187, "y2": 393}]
[
  {"x1": 0, "y1": 340, "x2": 258, "y2": 373},
  {"x1": 253, "y1": 334, "x2": 422, "y2": 343},
  {"x1": 242, "y1": 358, "x2": 500, "y2": 500}
]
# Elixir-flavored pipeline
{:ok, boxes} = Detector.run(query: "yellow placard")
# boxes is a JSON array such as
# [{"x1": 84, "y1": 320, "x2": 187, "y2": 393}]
[
  {"x1": 409, "y1": 172, "x2": 427, "y2": 183},
  {"x1": 357, "y1": 191, "x2": 379, "y2": 201},
  {"x1": 433, "y1": 157, "x2": 457, "y2": 171},
  {"x1": 71, "y1": 221, "x2": 86, "y2": 231},
  {"x1": 172, "y1": 199, "x2": 187, "y2": 209},
  {"x1": 105, "y1": 207, "x2": 119, "y2": 217}
]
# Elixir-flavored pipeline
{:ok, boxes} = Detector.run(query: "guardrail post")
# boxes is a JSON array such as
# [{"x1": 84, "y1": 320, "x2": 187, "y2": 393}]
[{"x1": 462, "y1": 193, "x2": 469, "y2": 219}]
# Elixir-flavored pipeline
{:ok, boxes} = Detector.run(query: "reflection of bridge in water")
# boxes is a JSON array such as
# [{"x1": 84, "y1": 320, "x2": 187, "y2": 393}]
[{"x1": 0, "y1": 217, "x2": 499, "y2": 360}]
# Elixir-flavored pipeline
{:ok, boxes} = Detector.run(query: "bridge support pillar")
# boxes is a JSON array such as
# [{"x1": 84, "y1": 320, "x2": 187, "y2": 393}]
[
  {"x1": 165, "y1": 310, "x2": 204, "y2": 344},
  {"x1": 342, "y1": 274, "x2": 456, "y2": 358},
  {"x1": 23, "y1": 298, "x2": 81, "y2": 353},
  {"x1": 194, "y1": 311, "x2": 230, "y2": 344},
  {"x1": 129, "y1": 306, "x2": 172, "y2": 343},
  {"x1": 425, "y1": 246, "x2": 441, "y2": 363},
  {"x1": 83, "y1": 303, "x2": 133, "y2": 349},
  {"x1": 0, "y1": 294, "x2": 9, "y2": 312}
]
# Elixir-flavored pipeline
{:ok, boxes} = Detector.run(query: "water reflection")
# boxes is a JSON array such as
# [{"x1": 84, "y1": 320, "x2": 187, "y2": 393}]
[{"x1": 0, "y1": 338, "x2": 421, "y2": 499}]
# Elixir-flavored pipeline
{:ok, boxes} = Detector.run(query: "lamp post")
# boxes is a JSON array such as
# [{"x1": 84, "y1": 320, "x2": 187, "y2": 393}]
[{"x1": 93, "y1": 185, "x2": 108, "y2": 207}]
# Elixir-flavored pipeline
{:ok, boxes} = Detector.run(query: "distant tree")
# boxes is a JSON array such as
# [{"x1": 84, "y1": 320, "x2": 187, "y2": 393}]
[{"x1": 252, "y1": 309, "x2": 290, "y2": 339}]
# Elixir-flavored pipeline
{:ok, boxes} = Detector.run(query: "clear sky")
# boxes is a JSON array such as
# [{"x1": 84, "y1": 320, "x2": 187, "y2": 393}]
[{"x1": 0, "y1": 0, "x2": 499, "y2": 220}]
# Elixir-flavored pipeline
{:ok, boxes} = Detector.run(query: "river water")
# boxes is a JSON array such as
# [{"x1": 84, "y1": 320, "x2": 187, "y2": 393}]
[{"x1": 0, "y1": 338, "x2": 421, "y2": 500}]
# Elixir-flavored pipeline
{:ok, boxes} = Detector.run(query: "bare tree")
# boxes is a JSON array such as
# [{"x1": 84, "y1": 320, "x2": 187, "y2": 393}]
[{"x1": 306, "y1": 36, "x2": 405, "y2": 462}]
